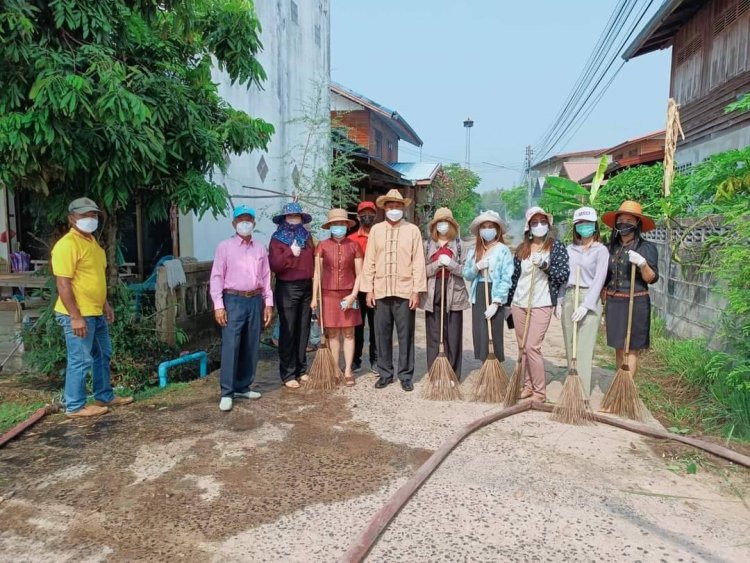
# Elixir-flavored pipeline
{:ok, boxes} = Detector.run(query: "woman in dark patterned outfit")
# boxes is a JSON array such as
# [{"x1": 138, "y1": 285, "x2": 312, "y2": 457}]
[
  {"x1": 506, "y1": 206, "x2": 570, "y2": 402},
  {"x1": 601, "y1": 201, "x2": 659, "y2": 391}
]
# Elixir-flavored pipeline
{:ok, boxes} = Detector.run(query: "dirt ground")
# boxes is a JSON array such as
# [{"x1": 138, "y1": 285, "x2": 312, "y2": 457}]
[{"x1": 1, "y1": 310, "x2": 749, "y2": 562}]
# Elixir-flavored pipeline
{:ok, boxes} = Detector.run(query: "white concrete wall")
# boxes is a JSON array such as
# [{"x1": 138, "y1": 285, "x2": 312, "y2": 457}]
[
  {"x1": 676, "y1": 125, "x2": 750, "y2": 168},
  {"x1": 181, "y1": 0, "x2": 331, "y2": 260}
]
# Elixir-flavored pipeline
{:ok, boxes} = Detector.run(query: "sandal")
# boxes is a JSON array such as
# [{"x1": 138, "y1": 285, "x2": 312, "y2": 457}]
[
  {"x1": 344, "y1": 373, "x2": 355, "y2": 387},
  {"x1": 284, "y1": 380, "x2": 301, "y2": 389},
  {"x1": 299, "y1": 374, "x2": 310, "y2": 382}
]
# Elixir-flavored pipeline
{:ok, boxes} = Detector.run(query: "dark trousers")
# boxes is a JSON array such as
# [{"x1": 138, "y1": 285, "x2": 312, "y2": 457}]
[
  {"x1": 220, "y1": 293, "x2": 262, "y2": 397},
  {"x1": 472, "y1": 281, "x2": 505, "y2": 362},
  {"x1": 425, "y1": 278, "x2": 464, "y2": 380},
  {"x1": 375, "y1": 296, "x2": 415, "y2": 382},
  {"x1": 275, "y1": 279, "x2": 312, "y2": 382},
  {"x1": 354, "y1": 291, "x2": 377, "y2": 366}
]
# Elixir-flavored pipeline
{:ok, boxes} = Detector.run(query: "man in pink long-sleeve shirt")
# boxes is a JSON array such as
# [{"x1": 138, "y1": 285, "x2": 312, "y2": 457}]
[{"x1": 210, "y1": 205, "x2": 273, "y2": 412}]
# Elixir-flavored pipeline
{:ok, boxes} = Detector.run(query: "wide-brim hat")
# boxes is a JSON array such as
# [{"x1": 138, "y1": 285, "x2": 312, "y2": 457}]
[
  {"x1": 523, "y1": 206, "x2": 554, "y2": 233},
  {"x1": 602, "y1": 200, "x2": 655, "y2": 232},
  {"x1": 429, "y1": 207, "x2": 459, "y2": 232},
  {"x1": 322, "y1": 208, "x2": 356, "y2": 230},
  {"x1": 469, "y1": 210, "x2": 506, "y2": 236},
  {"x1": 376, "y1": 188, "x2": 412, "y2": 209},
  {"x1": 272, "y1": 201, "x2": 312, "y2": 225}
]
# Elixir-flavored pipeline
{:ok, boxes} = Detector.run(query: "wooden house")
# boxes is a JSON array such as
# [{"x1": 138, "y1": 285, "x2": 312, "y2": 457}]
[
  {"x1": 578, "y1": 130, "x2": 666, "y2": 184},
  {"x1": 624, "y1": 0, "x2": 750, "y2": 167}
]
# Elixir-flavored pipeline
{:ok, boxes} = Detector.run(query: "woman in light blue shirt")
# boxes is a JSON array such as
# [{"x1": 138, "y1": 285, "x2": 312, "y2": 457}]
[{"x1": 463, "y1": 210, "x2": 514, "y2": 362}]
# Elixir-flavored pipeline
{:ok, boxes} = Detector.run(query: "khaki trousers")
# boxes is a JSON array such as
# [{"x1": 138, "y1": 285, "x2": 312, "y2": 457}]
[
  {"x1": 511, "y1": 305, "x2": 553, "y2": 398},
  {"x1": 560, "y1": 288, "x2": 602, "y2": 398}
]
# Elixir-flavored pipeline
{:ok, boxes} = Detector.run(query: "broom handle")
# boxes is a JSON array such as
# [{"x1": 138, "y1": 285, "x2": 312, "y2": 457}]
[
  {"x1": 572, "y1": 265, "x2": 580, "y2": 362},
  {"x1": 483, "y1": 265, "x2": 497, "y2": 357},
  {"x1": 439, "y1": 266, "x2": 446, "y2": 353},
  {"x1": 316, "y1": 255, "x2": 326, "y2": 342},
  {"x1": 624, "y1": 264, "x2": 636, "y2": 357}
]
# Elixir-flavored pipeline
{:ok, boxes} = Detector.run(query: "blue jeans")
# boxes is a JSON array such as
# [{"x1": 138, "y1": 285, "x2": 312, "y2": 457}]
[
  {"x1": 220, "y1": 293, "x2": 262, "y2": 397},
  {"x1": 56, "y1": 314, "x2": 115, "y2": 413}
]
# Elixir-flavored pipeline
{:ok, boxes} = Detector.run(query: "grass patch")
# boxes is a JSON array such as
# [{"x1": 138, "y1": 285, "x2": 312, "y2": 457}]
[{"x1": 0, "y1": 401, "x2": 46, "y2": 434}]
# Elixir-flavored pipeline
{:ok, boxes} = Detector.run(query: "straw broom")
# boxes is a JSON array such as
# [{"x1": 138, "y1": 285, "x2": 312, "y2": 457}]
[
  {"x1": 472, "y1": 269, "x2": 508, "y2": 403},
  {"x1": 504, "y1": 266, "x2": 536, "y2": 407},
  {"x1": 552, "y1": 266, "x2": 594, "y2": 424},
  {"x1": 600, "y1": 265, "x2": 643, "y2": 420},
  {"x1": 307, "y1": 256, "x2": 342, "y2": 390},
  {"x1": 423, "y1": 270, "x2": 462, "y2": 401}
]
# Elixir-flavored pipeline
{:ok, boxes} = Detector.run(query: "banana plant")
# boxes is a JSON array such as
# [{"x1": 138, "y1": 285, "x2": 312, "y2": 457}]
[{"x1": 539, "y1": 155, "x2": 609, "y2": 222}]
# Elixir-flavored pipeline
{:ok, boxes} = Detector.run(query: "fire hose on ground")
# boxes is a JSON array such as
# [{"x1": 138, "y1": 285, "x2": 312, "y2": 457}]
[{"x1": 339, "y1": 401, "x2": 750, "y2": 563}]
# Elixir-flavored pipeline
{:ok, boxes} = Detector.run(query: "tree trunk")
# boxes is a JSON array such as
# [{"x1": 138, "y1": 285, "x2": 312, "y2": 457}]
[
  {"x1": 103, "y1": 209, "x2": 119, "y2": 291},
  {"x1": 169, "y1": 203, "x2": 180, "y2": 258}
]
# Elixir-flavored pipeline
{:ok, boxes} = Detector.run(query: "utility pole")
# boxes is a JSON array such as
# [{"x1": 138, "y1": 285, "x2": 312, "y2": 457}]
[
  {"x1": 463, "y1": 118, "x2": 474, "y2": 170},
  {"x1": 524, "y1": 145, "x2": 534, "y2": 208}
]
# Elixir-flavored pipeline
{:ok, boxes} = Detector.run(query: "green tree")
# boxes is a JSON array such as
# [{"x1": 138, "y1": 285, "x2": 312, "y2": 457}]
[
  {"x1": 430, "y1": 164, "x2": 481, "y2": 233},
  {"x1": 0, "y1": 0, "x2": 274, "y2": 286},
  {"x1": 498, "y1": 186, "x2": 528, "y2": 220}
]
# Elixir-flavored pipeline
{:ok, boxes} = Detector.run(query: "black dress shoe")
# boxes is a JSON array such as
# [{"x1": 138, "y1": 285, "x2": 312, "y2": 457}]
[
  {"x1": 374, "y1": 377, "x2": 394, "y2": 389},
  {"x1": 400, "y1": 379, "x2": 414, "y2": 392}
]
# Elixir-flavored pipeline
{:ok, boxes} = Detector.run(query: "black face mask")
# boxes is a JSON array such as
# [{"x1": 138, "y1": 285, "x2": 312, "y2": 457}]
[
  {"x1": 615, "y1": 222, "x2": 637, "y2": 235},
  {"x1": 359, "y1": 215, "x2": 375, "y2": 227}
]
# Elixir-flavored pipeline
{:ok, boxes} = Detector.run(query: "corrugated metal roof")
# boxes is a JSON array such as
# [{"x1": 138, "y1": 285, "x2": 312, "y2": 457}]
[
  {"x1": 390, "y1": 162, "x2": 441, "y2": 182},
  {"x1": 561, "y1": 161, "x2": 601, "y2": 182}
]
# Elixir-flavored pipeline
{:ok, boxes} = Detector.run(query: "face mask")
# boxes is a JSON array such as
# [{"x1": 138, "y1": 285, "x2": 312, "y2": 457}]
[
  {"x1": 530, "y1": 224, "x2": 549, "y2": 238},
  {"x1": 480, "y1": 228, "x2": 497, "y2": 242},
  {"x1": 330, "y1": 225, "x2": 347, "y2": 239},
  {"x1": 286, "y1": 216, "x2": 302, "y2": 225},
  {"x1": 436, "y1": 221, "x2": 450, "y2": 235},
  {"x1": 76, "y1": 218, "x2": 98, "y2": 234},
  {"x1": 615, "y1": 222, "x2": 637, "y2": 235},
  {"x1": 575, "y1": 223, "x2": 596, "y2": 238},
  {"x1": 359, "y1": 214, "x2": 375, "y2": 227},
  {"x1": 385, "y1": 209, "x2": 403, "y2": 222},
  {"x1": 236, "y1": 221, "x2": 254, "y2": 237}
]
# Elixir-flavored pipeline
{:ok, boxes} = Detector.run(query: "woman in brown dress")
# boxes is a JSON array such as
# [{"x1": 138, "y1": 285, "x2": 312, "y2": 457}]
[{"x1": 311, "y1": 209, "x2": 363, "y2": 386}]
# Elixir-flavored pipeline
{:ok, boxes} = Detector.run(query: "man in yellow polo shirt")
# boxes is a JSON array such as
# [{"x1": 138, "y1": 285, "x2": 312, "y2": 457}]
[{"x1": 51, "y1": 197, "x2": 133, "y2": 417}]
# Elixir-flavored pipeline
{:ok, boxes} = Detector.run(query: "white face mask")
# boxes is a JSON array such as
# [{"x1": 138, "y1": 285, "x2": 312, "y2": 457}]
[
  {"x1": 436, "y1": 221, "x2": 450, "y2": 235},
  {"x1": 530, "y1": 224, "x2": 549, "y2": 238},
  {"x1": 286, "y1": 216, "x2": 302, "y2": 225},
  {"x1": 235, "y1": 221, "x2": 254, "y2": 237},
  {"x1": 385, "y1": 209, "x2": 404, "y2": 222},
  {"x1": 76, "y1": 218, "x2": 98, "y2": 234}
]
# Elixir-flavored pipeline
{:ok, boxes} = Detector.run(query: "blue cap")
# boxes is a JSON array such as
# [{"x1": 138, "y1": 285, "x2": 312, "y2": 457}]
[{"x1": 233, "y1": 205, "x2": 256, "y2": 219}]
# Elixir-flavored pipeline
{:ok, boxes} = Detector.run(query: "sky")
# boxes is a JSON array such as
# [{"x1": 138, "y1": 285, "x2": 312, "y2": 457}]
[{"x1": 330, "y1": 0, "x2": 672, "y2": 192}]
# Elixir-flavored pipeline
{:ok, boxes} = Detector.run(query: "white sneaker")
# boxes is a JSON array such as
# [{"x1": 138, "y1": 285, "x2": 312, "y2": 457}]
[
  {"x1": 234, "y1": 391, "x2": 261, "y2": 400},
  {"x1": 219, "y1": 397, "x2": 233, "y2": 411}
]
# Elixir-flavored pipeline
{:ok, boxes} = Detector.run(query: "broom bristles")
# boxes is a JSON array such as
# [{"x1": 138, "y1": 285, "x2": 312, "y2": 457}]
[
  {"x1": 423, "y1": 354, "x2": 462, "y2": 401},
  {"x1": 472, "y1": 353, "x2": 509, "y2": 403},
  {"x1": 504, "y1": 358, "x2": 524, "y2": 407},
  {"x1": 307, "y1": 342, "x2": 342, "y2": 390},
  {"x1": 600, "y1": 365, "x2": 643, "y2": 421},
  {"x1": 551, "y1": 371, "x2": 595, "y2": 425}
]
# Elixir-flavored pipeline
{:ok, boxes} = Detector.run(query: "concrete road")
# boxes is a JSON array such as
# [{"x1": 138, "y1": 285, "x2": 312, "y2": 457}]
[{"x1": 1, "y1": 309, "x2": 748, "y2": 562}]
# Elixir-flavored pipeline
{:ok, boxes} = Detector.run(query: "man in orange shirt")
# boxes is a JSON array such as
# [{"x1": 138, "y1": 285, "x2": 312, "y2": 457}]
[{"x1": 348, "y1": 201, "x2": 378, "y2": 374}]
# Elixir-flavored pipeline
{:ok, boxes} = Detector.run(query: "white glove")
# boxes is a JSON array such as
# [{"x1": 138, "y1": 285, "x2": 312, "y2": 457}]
[
  {"x1": 475, "y1": 257, "x2": 490, "y2": 271},
  {"x1": 484, "y1": 302, "x2": 499, "y2": 320},
  {"x1": 531, "y1": 252, "x2": 545, "y2": 267},
  {"x1": 290, "y1": 241, "x2": 301, "y2": 257},
  {"x1": 628, "y1": 250, "x2": 646, "y2": 267},
  {"x1": 571, "y1": 306, "x2": 588, "y2": 323},
  {"x1": 438, "y1": 254, "x2": 451, "y2": 267},
  {"x1": 553, "y1": 304, "x2": 561, "y2": 319}
]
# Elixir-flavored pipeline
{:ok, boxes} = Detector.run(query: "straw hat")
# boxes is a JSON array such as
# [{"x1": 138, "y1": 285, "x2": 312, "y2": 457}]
[
  {"x1": 601, "y1": 200, "x2": 655, "y2": 232},
  {"x1": 429, "y1": 207, "x2": 459, "y2": 232},
  {"x1": 272, "y1": 201, "x2": 312, "y2": 225},
  {"x1": 321, "y1": 208, "x2": 356, "y2": 230},
  {"x1": 469, "y1": 210, "x2": 505, "y2": 236},
  {"x1": 375, "y1": 188, "x2": 412, "y2": 209},
  {"x1": 523, "y1": 206, "x2": 554, "y2": 233}
]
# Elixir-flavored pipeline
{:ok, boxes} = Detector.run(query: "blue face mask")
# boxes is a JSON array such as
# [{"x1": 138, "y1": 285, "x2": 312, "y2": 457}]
[
  {"x1": 480, "y1": 228, "x2": 497, "y2": 242},
  {"x1": 330, "y1": 225, "x2": 347, "y2": 239},
  {"x1": 575, "y1": 223, "x2": 596, "y2": 238}
]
